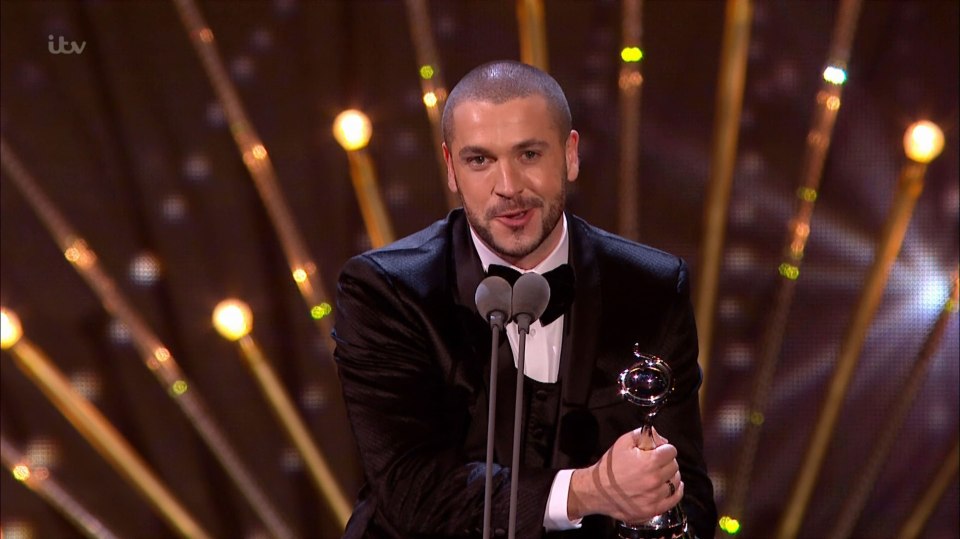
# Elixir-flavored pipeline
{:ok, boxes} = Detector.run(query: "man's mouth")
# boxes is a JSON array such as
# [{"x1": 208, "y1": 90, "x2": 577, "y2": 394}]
[{"x1": 495, "y1": 208, "x2": 534, "y2": 227}]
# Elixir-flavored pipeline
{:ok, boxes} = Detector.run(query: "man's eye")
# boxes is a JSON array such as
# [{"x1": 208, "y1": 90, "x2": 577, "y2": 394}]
[
  {"x1": 521, "y1": 150, "x2": 539, "y2": 161},
  {"x1": 466, "y1": 156, "x2": 487, "y2": 166}
]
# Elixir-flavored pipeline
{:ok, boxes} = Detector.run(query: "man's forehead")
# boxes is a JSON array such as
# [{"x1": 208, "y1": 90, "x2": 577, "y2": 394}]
[{"x1": 447, "y1": 96, "x2": 558, "y2": 143}]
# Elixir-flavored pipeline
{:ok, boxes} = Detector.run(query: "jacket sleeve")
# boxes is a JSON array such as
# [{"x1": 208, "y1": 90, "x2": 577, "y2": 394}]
[
  {"x1": 333, "y1": 254, "x2": 556, "y2": 538},
  {"x1": 653, "y1": 259, "x2": 717, "y2": 539}
]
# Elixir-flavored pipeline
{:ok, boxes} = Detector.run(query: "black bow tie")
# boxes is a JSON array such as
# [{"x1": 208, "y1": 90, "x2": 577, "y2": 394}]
[{"x1": 486, "y1": 263, "x2": 575, "y2": 326}]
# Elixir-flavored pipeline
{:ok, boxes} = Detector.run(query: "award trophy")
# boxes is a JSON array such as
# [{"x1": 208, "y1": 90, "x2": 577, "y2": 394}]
[{"x1": 616, "y1": 344, "x2": 691, "y2": 539}]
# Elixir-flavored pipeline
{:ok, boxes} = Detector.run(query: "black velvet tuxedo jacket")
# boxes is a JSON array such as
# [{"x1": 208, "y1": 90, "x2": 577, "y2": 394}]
[{"x1": 333, "y1": 210, "x2": 716, "y2": 538}]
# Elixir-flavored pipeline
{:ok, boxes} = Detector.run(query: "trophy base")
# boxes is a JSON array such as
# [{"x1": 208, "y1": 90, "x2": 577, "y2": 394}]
[{"x1": 617, "y1": 506, "x2": 692, "y2": 539}]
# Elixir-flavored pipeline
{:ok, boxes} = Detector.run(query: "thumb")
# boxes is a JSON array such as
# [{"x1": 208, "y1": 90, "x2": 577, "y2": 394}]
[{"x1": 649, "y1": 426, "x2": 669, "y2": 447}]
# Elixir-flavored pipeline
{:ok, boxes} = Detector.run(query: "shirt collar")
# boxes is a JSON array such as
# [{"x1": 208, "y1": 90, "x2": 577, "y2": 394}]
[{"x1": 469, "y1": 213, "x2": 569, "y2": 274}]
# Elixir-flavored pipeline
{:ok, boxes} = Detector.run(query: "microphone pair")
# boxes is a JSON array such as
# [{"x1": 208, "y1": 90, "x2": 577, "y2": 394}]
[
  {"x1": 473, "y1": 271, "x2": 552, "y2": 539},
  {"x1": 475, "y1": 273, "x2": 551, "y2": 334}
]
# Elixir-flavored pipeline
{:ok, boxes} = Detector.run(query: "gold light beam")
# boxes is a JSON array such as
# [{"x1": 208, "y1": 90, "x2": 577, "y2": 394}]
[
  {"x1": 1, "y1": 309, "x2": 209, "y2": 539},
  {"x1": 828, "y1": 268, "x2": 958, "y2": 539},
  {"x1": 516, "y1": 0, "x2": 549, "y2": 71},
  {"x1": 695, "y1": 0, "x2": 753, "y2": 392},
  {"x1": 404, "y1": 0, "x2": 457, "y2": 210},
  {"x1": 1, "y1": 434, "x2": 120, "y2": 539},
  {"x1": 775, "y1": 120, "x2": 947, "y2": 539},
  {"x1": 617, "y1": 0, "x2": 644, "y2": 242},
  {"x1": 0, "y1": 140, "x2": 293, "y2": 539},
  {"x1": 171, "y1": 0, "x2": 336, "y2": 346},
  {"x1": 333, "y1": 109, "x2": 396, "y2": 249},
  {"x1": 720, "y1": 1, "x2": 863, "y2": 533},
  {"x1": 213, "y1": 300, "x2": 352, "y2": 528},
  {"x1": 899, "y1": 436, "x2": 960, "y2": 539}
]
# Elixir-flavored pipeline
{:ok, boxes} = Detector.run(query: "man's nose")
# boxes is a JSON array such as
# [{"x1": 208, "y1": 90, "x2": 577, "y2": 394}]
[{"x1": 494, "y1": 162, "x2": 522, "y2": 197}]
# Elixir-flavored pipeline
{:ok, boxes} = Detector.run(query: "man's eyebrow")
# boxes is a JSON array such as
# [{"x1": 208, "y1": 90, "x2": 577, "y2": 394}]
[
  {"x1": 457, "y1": 139, "x2": 550, "y2": 158},
  {"x1": 512, "y1": 139, "x2": 549, "y2": 151},
  {"x1": 458, "y1": 145, "x2": 490, "y2": 158}
]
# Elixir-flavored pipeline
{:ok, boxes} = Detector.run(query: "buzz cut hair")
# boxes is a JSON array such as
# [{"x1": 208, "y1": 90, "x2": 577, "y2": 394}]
[{"x1": 441, "y1": 60, "x2": 572, "y2": 145}]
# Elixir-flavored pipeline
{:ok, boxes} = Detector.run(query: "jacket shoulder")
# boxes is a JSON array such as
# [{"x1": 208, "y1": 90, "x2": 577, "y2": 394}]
[{"x1": 570, "y1": 215, "x2": 687, "y2": 288}]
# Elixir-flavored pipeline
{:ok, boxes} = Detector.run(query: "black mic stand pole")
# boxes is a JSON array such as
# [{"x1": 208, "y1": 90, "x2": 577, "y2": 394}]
[
  {"x1": 476, "y1": 275, "x2": 513, "y2": 539},
  {"x1": 507, "y1": 273, "x2": 550, "y2": 539},
  {"x1": 507, "y1": 319, "x2": 529, "y2": 539},
  {"x1": 483, "y1": 309, "x2": 505, "y2": 539}
]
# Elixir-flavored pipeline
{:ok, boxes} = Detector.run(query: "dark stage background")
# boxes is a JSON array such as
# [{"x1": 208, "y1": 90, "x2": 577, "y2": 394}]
[{"x1": 1, "y1": 1, "x2": 957, "y2": 538}]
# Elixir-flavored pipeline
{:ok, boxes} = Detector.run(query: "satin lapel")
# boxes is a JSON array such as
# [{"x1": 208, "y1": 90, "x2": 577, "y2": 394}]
[
  {"x1": 450, "y1": 212, "x2": 516, "y2": 461},
  {"x1": 561, "y1": 215, "x2": 601, "y2": 408},
  {"x1": 552, "y1": 215, "x2": 602, "y2": 468}
]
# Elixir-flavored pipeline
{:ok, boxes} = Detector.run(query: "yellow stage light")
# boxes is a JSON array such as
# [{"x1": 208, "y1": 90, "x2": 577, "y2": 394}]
[
  {"x1": 903, "y1": 121, "x2": 945, "y2": 164},
  {"x1": 213, "y1": 299, "x2": 253, "y2": 341},
  {"x1": 333, "y1": 109, "x2": 372, "y2": 151},
  {"x1": 310, "y1": 303, "x2": 333, "y2": 320},
  {"x1": 1, "y1": 308, "x2": 23, "y2": 349},
  {"x1": 778, "y1": 263, "x2": 800, "y2": 280},
  {"x1": 620, "y1": 46, "x2": 643, "y2": 63},
  {"x1": 719, "y1": 515, "x2": 742, "y2": 534},
  {"x1": 423, "y1": 91, "x2": 438, "y2": 108},
  {"x1": 419, "y1": 65, "x2": 435, "y2": 80},
  {"x1": 12, "y1": 464, "x2": 31, "y2": 482}
]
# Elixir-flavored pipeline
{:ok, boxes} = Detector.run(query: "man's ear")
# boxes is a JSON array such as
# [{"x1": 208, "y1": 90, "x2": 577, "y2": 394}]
[
  {"x1": 442, "y1": 142, "x2": 458, "y2": 192},
  {"x1": 565, "y1": 130, "x2": 581, "y2": 182}
]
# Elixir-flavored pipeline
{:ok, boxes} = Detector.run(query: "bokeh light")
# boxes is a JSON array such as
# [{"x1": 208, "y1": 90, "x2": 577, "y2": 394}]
[
  {"x1": 822, "y1": 65, "x2": 847, "y2": 85},
  {"x1": 332, "y1": 109, "x2": 372, "y2": 151},
  {"x1": 1, "y1": 308, "x2": 23, "y2": 349},
  {"x1": 129, "y1": 252, "x2": 161, "y2": 285},
  {"x1": 903, "y1": 120, "x2": 945, "y2": 163},
  {"x1": 213, "y1": 299, "x2": 253, "y2": 341},
  {"x1": 620, "y1": 46, "x2": 643, "y2": 62}
]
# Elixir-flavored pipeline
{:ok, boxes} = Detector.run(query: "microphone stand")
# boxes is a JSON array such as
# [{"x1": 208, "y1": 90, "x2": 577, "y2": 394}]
[
  {"x1": 476, "y1": 275, "x2": 512, "y2": 539},
  {"x1": 483, "y1": 309, "x2": 505, "y2": 539},
  {"x1": 506, "y1": 272, "x2": 550, "y2": 539},
  {"x1": 507, "y1": 317, "x2": 530, "y2": 539}
]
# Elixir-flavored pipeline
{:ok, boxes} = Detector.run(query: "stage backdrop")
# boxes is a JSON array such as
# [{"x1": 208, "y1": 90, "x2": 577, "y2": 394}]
[{"x1": 1, "y1": 1, "x2": 957, "y2": 538}]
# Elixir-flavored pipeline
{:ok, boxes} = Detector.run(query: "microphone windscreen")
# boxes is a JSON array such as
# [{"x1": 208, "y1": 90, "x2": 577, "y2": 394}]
[
  {"x1": 475, "y1": 275, "x2": 513, "y2": 320},
  {"x1": 512, "y1": 272, "x2": 550, "y2": 320}
]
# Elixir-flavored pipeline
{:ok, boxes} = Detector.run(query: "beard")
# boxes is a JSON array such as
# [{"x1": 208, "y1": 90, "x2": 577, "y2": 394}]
[{"x1": 456, "y1": 164, "x2": 567, "y2": 262}]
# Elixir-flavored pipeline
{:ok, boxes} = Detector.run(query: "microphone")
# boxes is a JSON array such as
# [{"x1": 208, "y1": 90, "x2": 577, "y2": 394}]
[
  {"x1": 511, "y1": 272, "x2": 550, "y2": 331},
  {"x1": 506, "y1": 272, "x2": 550, "y2": 539},
  {"x1": 475, "y1": 276, "x2": 513, "y2": 539},
  {"x1": 475, "y1": 276, "x2": 513, "y2": 330}
]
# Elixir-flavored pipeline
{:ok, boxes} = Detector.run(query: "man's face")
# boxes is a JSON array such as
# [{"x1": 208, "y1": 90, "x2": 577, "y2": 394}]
[{"x1": 442, "y1": 96, "x2": 579, "y2": 270}]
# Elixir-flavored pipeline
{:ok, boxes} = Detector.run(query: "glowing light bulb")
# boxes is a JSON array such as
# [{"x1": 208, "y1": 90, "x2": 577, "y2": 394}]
[
  {"x1": 12, "y1": 464, "x2": 31, "y2": 481},
  {"x1": 719, "y1": 515, "x2": 742, "y2": 534},
  {"x1": 620, "y1": 46, "x2": 643, "y2": 63},
  {"x1": 822, "y1": 65, "x2": 847, "y2": 85},
  {"x1": 333, "y1": 109, "x2": 372, "y2": 151},
  {"x1": 310, "y1": 303, "x2": 333, "y2": 320},
  {"x1": 171, "y1": 380, "x2": 189, "y2": 396},
  {"x1": 778, "y1": 263, "x2": 800, "y2": 280},
  {"x1": 213, "y1": 299, "x2": 253, "y2": 341},
  {"x1": 419, "y1": 65, "x2": 435, "y2": 79},
  {"x1": 1, "y1": 308, "x2": 23, "y2": 349},
  {"x1": 903, "y1": 121, "x2": 945, "y2": 163},
  {"x1": 423, "y1": 91, "x2": 438, "y2": 108}
]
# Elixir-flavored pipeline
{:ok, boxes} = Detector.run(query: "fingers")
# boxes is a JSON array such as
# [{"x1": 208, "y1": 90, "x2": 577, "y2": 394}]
[{"x1": 655, "y1": 479, "x2": 684, "y2": 515}]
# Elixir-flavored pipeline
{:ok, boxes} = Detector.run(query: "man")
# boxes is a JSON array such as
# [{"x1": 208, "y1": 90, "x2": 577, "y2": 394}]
[{"x1": 333, "y1": 60, "x2": 716, "y2": 538}]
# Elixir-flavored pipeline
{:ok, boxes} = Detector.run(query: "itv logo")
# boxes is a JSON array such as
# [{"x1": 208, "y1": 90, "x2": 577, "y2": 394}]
[{"x1": 48, "y1": 34, "x2": 86, "y2": 55}]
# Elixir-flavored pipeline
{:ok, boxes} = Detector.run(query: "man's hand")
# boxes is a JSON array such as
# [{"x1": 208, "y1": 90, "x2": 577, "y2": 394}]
[{"x1": 567, "y1": 427, "x2": 683, "y2": 523}]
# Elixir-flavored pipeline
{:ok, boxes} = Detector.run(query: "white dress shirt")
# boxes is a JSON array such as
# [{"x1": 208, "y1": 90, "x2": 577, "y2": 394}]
[{"x1": 469, "y1": 215, "x2": 582, "y2": 531}]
